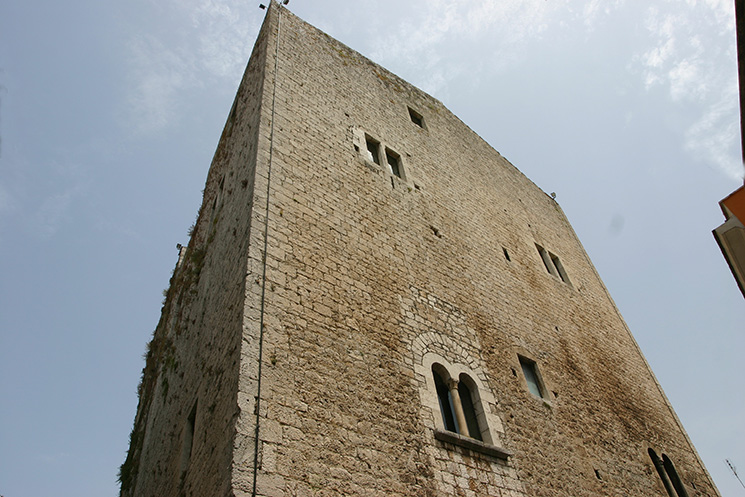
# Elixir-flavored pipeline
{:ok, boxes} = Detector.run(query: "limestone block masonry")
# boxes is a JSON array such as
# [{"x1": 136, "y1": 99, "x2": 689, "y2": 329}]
[{"x1": 120, "y1": 3, "x2": 721, "y2": 496}]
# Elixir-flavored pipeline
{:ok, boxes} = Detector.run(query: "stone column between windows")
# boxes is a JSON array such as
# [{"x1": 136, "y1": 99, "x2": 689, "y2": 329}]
[{"x1": 446, "y1": 378, "x2": 468, "y2": 436}]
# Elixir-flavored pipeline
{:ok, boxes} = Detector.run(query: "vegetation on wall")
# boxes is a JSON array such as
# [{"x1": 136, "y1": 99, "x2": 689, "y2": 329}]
[{"x1": 118, "y1": 198, "x2": 217, "y2": 495}]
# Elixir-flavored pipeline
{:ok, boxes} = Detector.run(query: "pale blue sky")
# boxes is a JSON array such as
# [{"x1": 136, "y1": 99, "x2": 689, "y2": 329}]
[{"x1": 1, "y1": 1, "x2": 743, "y2": 496}]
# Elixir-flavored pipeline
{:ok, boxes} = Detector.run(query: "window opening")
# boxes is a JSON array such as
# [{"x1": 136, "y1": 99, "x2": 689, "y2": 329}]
[
  {"x1": 433, "y1": 366, "x2": 458, "y2": 433},
  {"x1": 432, "y1": 365, "x2": 490, "y2": 442},
  {"x1": 663, "y1": 454, "x2": 689, "y2": 497},
  {"x1": 180, "y1": 400, "x2": 198, "y2": 476},
  {"x1": 458, "y1": 376, "x2": 483, "y2": 441},
  {"x1": 212, "y1": 176, "x2": 225, "y2": 218},
  {"x1": 536, "y1": 244, "x2": 570, "y2": 285},
  {"x1": 536, "y1": 244, "x2": 555, "y2": 276},
  {"x1": 649, "y1": 448, "x2": 676, "y2": 497},
  {"x1": 519, "y1": 356, "x2": 544, "y2": 398},
  {"x1": 385, "y1": 148, "x2": 402, "y2": 178},
  {"x1": 551, "y1": 253, "x2": 570, "y2": 284},
  {"x1": 408, "y1": 107, "x2": 424, "y2": 127},
  {"x1": 365, "y1": 135, "x2": 381, "y2": 165}
]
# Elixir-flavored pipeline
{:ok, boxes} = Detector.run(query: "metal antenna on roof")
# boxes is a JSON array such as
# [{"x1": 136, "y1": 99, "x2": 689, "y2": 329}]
[{"x1": 726, "y1": 459, "x2": 745, "y2": 490}]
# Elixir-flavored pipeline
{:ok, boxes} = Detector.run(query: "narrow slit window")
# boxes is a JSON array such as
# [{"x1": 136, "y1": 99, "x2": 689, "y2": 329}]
[
  {"x1": 649, "y1": 448, "x2": 676, "y2": 497},
  {"x1": 408, "y1": 107, "x2": 424, "y2": 128},
  {"x1": 536, "y1": 245, "x2": 555, "y2": 276},
  {"x1": 519, "y1": 356, "x2": 544, "y2": 398},
  {"x1": 536, "y1": 243, "x2": 571, "y2": 285},
  {"x1": 551, "y1": 253, "x2": 570, "y2": 284},
  {"x1": 662, "y1": 454, "x2": 689, "y2": 497},
  {"x1": 180, "y1": 400, "x2": 198, "y2": 476},
  {"x1": 365, "y1": 135, "x2": 381, "y2": 165},
  {"x1": 386, "y1": 148, "x2": 402, "y2": 178}
]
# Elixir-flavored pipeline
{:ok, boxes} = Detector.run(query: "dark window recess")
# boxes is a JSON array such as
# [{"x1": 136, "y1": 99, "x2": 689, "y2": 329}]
[
  {"x1": 648, "y1": 449, "x2": 690, "y2": 497},
  {"x1": 551, "y1": 253, "x2": 570, "y2": 283},
  {"x1": 408, "y1": 107, "x2": 424, "y2": 127},
  {"x1": 386, "y1": 148, "x2": 402, "y2": 177},
  {"x1": 649, "y1": 448, "x2": 676, "y2": 497},
  {"x1": 663, "y1": 454, "x2": 690, "y2": 497},
  {"x1": 519, "y1": 356, "x2": 544, "y2": 398},
  {"x1": 536, "y1": 244, "x2": 571, "y2": 286},
  {"x1": 537, "y1": 244, "x2": 554, "y2": 275},
  {"x1": 365, "y1": 135, "x2": 381, "y2": 165},
  {"x1": 458, "y1": 380, "x2": 483, "y2": 441},
  {"x1": 179, "y1": 400, "x2": 198, "y2": 476},
  {"x1": 433, "y1": 367, "x2": 458, "y2": 433}
]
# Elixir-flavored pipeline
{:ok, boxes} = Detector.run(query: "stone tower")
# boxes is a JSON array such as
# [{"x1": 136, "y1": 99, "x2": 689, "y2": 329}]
[{"x1": 120, "y1": 3, "x2": 720, "y2": 496}]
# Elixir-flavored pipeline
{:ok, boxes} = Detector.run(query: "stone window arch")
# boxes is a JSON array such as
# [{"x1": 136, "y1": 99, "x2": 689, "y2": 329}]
[
  {"x1": 410, "y1": 328, "x2": 512, "y2": 459},
  {"x1": 431, "y1": 364, "x2": 487, "y2": 441}
]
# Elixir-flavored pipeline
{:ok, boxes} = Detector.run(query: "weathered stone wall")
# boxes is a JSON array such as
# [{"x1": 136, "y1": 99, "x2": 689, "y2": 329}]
[
  {"x1": 119, "y1": 9, "x2": 274, "y2": 496},
  {"x1": 123, "y1": 3, "x2": 720, "y2": 496},
  {"x1": 238, "y1": 5, "x2": 719, "y2": 497}
]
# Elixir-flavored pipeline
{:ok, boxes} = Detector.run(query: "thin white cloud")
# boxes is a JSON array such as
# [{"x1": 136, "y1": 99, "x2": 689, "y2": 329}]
[
  {"x1": 368, "y1": 0, "x2": 616, "y2": 98},
  {"x1": 684, "y1": 82, "x2": 743, "y2": 181},
  {"x1": 124, "y1": 0, "x2": 260, "y2": 134},
  {"x1": 126, "y1": 36, "x2": 191, "y2": 135},
  {"x1": 637, "y1": 2, "x2": 732, "y2": 102},
  {"x1": 633, "y1": 0, "x2": 739, "y2": 179},
  {"x1": 191, "y1": 0, "x2": 257, "y2": 78}
]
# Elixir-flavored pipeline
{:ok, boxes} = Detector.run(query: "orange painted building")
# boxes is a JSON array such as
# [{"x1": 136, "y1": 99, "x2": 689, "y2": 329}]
[{"x1": 713, "y1": 185, "x2": 745, "y2": 298}]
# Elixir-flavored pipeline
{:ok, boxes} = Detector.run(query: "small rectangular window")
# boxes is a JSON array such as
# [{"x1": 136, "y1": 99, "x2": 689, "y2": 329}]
[
  {"x1": 551, "y1": 253, "x2": 570, "y2": 284},
  {"x1": 536, "y1": 244, "x2": 555, "y2": 276},
  {"x1": 365, "y1": 135, "x2": 381, "y2": 165},
  {"x1": 536, "y1": 243, "x2": 570, "y2": 285},
  {"x1": 385, "y1": 148, "x2": 402, "y2": 178},
  {"x1": 519, "y1": 356, "x2": 544, "y2": 398},
  {"x1": 408, "y1": 107, "x2": 424, "y2": 128}
]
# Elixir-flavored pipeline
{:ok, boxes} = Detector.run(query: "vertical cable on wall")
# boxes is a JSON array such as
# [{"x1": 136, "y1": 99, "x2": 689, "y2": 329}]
[{"x1": 252, "y1": 2, "x2": 282, "y2": 495}]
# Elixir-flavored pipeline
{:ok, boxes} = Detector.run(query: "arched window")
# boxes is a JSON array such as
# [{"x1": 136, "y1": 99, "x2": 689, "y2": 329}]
[
  {"x1": 432, "y1": 364, "x2": 485, "y2": 440},
  {"x1": 458, "y1": 374, "x2": 483, "y2": 441},
  {"x1": 662, "y1": 454, "x2": 689, "y2": 497},
  {"x1": 648, "y1": 448, "x2": 689, "y2": 497},
  {"x1": 433, "y1": 365, "x2": 458, "y2": 433}
]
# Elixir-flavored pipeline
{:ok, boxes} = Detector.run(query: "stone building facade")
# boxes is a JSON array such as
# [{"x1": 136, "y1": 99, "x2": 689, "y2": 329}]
[{"x1": 120, "y1": 3, "x2": 720, "y2": 496}]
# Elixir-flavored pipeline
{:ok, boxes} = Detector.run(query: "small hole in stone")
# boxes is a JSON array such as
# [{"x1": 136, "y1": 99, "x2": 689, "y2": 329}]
[
  {"x1": 511, "y1": 368, "x2": 517, "y2": 377},
  {"x1": 594, "y1": 469, "x2": 602, "y2": 480}
]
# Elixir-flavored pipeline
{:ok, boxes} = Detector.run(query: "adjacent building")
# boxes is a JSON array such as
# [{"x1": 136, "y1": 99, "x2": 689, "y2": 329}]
[{"x1": 714, "y1": 185, "x2": 745, "y2": 298}]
